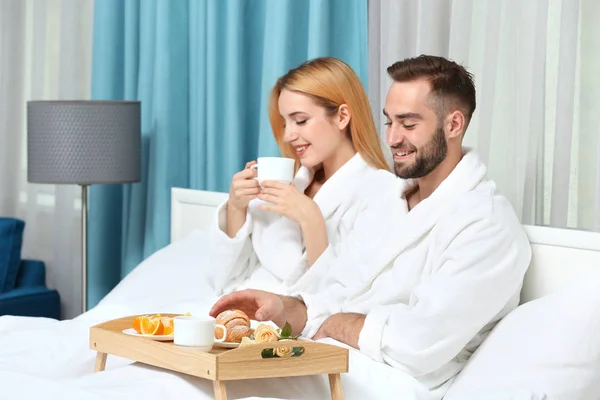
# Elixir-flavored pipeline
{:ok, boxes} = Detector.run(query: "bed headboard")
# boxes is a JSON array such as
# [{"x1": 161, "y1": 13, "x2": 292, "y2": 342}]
[
  {"x1": 520, "y1": 225, "x2": 600, "y2": 303},
  {"x1": 170, "y1": 187, "x2": 600, "y2": 303},
  {"x1": 170, "y1": 187, "x2": 228, "y2": 243}
]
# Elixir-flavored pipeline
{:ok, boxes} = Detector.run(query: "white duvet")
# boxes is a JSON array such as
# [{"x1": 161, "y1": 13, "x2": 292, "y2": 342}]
[{"x1": 0, "y1": 229, "x2": 433, "y2": 400}]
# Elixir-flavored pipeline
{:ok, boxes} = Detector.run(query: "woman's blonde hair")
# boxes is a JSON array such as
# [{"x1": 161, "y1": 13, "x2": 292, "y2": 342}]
[{"x1": 268, "y1": 57, "x2": 390, "y2": 172}]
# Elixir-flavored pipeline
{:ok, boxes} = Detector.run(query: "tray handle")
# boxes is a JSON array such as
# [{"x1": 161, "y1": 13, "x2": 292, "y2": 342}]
[{"x1": 217, "y1": 340, "x2": 347, "y2": 364}]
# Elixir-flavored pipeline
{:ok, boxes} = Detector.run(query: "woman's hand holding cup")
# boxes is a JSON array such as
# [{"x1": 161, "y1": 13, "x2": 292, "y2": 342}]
[{"x1": 228, "y1": 161, "x2": 261, "y2": 212}]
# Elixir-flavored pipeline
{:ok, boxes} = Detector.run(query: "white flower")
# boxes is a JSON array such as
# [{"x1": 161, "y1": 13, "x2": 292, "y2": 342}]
[
  {"x1": 274, "y1": 339, "x2": 293, "y2": 358},
  {"x1": 254, "y1": 324, "x2": 280, "y2": 343}
]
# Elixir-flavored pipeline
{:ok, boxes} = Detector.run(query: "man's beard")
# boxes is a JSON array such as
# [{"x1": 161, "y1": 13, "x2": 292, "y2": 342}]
[{"x1": 393, "y1": 126, "x2": 447, "y2": 179}]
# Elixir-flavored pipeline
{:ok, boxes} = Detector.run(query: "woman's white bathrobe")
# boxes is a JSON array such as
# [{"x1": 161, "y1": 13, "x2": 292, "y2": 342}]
[
  {"x1": 207, "y1": 153, "x2": 403, "y2": 295},
  {"x1": 294, "y1": 149, "x2": 533, "y2": 399}
]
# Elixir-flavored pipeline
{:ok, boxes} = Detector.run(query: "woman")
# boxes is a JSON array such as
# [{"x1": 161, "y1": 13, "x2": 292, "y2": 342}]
[{"x1": 209, "y1": 57, "x2": 403, "y2": 295}]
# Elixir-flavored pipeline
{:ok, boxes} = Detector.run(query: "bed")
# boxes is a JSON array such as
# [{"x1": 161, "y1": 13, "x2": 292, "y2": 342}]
[{"x1": 0, "y1": 187, "x2": 598, "y2": 399}]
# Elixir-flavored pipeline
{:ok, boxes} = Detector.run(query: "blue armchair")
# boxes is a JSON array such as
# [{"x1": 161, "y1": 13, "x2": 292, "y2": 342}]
[{"x1": 0, "y1": 218, "x2": 61, "y2": 319}]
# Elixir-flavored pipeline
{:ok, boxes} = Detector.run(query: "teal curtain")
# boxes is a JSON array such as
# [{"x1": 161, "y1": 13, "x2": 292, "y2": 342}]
[{"x1": 88, "y1": 0, "x2": 368, "y2": 308}]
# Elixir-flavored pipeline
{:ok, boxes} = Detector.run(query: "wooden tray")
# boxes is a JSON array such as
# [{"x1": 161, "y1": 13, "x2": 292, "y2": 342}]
[{"x1": 89, "y1": 315, "x2": 349, "y2": 399}]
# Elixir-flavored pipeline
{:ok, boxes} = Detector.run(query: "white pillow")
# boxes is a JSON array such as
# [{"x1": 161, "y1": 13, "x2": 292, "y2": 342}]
[
  {"x1": 445, "y1": 269, "x2": 600, "y2": 400},
  {"x1": 83, "y1": 229, "x2": 217, "y2": 316}
]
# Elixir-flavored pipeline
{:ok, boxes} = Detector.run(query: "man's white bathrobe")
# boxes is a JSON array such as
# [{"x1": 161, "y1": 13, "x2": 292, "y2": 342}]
[
  {"x1": 294, "y1": 149, "x2": 533, "y2": 399},
  {"x1": 207, "y1": 153, "x2": 401, "y2": 295}
]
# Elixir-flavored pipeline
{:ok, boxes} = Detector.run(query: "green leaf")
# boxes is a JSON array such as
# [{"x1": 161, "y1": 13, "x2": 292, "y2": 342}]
[
  {"x1": 292, "y1": 347, "x2": 305, "y2": 357},
  {"x1": 280, "y1": 322, "x2": 292, "y2": 338},
  {"x1": 261, "y1": 348, "x2": 276, "y2": 358}
]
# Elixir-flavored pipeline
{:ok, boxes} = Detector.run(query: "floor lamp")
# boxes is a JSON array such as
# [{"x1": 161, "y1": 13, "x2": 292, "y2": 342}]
[{"x1": 26, "y1": 100, "x2": 141, "y2": 314}]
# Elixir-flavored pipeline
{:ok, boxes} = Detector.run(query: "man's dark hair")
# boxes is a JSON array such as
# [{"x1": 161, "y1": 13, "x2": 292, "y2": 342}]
[{"x1": 387, "y1": 55, "x2": 476, "y2": 128}]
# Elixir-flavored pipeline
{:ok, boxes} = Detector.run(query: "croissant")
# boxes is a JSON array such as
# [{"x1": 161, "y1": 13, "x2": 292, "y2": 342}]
[{"x1": 215, "y1": 309, "x2": 254, "y2": 342}]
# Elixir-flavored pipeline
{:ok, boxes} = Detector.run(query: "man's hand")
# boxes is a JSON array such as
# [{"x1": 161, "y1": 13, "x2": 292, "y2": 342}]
[
  {"x1": 209, "y1": 289, "x2": 285, "y2": 324},
  {"x1": 312, "y1": 313, "x2": 366, "y2": 349},
  {"x1": 209, "y1": 290, "x2": 308, "y2": 334}
]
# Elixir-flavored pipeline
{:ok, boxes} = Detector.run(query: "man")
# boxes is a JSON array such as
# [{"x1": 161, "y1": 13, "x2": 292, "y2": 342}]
[{"x1": 210, "y1": 55, "x2": 532, "y2": 398}]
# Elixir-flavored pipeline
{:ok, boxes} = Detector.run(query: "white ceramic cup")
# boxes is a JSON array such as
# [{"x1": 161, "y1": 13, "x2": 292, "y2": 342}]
[
  {"x1": 173, "y1": 316, "x2": 227, "y2": 351},
  {"x1": 250, "y1": 157, "x2": 295, "y2": 184}
]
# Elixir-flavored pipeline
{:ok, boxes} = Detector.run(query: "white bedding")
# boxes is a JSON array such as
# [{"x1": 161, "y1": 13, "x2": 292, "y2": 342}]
[{"x1": 0, "y1": 229, "x2": 433, "y2": 400}]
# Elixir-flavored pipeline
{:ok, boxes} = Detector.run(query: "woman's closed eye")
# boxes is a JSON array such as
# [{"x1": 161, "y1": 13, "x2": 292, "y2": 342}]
[{"x1": 295, "y1": 119, "x2": 307, "y2": 126}]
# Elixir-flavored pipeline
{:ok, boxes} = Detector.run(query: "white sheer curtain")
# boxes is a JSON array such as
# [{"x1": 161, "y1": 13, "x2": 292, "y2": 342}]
[
  {"x1": 0, "y1": 0, "x2": 94, "y2": 319},
  {"x1": 369, "y1": 0, "x2": 600, "y2": 232}
]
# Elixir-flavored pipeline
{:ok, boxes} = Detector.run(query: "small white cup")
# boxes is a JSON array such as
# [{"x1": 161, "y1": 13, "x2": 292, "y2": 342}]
[
  {"x1": 250, "y1": 157, "x2": 295, "y2": 184},
  {"x1": 174, "y1": 316, "x2": 227, "y2": 351}
]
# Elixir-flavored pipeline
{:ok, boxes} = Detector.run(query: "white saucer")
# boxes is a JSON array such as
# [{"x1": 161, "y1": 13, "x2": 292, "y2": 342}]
[{"x1": 122, "y1": 328, "x2": 174, "y2": 342}]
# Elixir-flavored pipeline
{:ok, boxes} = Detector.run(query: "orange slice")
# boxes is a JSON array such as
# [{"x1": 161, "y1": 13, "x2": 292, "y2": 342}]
[
  {"x1": 132, "y1": 315, "x2": 144, "y2": 334},
  {"x1": 161, "y1": 317, "x2": 174, "y2": 336},
  {"x1": 133, "y1": 313, "x2": 187, "y2": 336},
  {"x1": 140, "y1": 316, "x2": 164, "y2": 335}
]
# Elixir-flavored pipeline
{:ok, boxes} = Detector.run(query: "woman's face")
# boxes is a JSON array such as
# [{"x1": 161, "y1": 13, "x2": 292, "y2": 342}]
[{"x1": 278, "y1": 89, "x2": 351, "y2": 169}]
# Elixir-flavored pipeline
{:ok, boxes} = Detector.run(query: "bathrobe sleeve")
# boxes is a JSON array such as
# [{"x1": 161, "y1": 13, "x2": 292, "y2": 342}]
[
  {"x1": 208, "y1": 199, "x2": 256, "y2": 293},
  {"x1": 357, "y1": 213, "x2": 532, "y2": 377}
]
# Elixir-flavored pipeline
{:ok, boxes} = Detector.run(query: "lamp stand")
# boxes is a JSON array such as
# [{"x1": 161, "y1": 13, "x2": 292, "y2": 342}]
[{"x1": 81, "y1": 184, "x2": 88, "y2": 314}]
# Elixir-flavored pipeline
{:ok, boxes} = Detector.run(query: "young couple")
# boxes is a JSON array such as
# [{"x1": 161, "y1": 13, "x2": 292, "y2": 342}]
[{"x1": 207, "y1": 55, "x2": 532, "y2": 398}]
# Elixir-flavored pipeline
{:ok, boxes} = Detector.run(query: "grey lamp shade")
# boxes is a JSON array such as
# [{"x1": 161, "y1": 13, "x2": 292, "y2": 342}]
[{"x1": 27, "y1": 100, "x2": 141, "y2": 184}]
